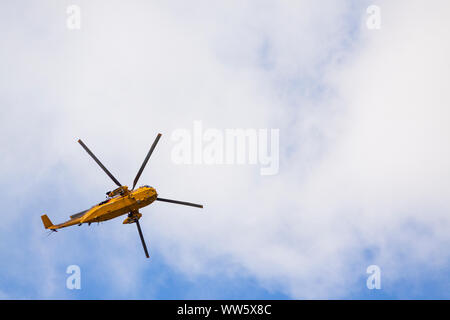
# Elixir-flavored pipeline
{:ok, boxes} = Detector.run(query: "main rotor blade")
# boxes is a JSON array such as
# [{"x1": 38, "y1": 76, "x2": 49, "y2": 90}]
[
  {"x1": 132, "y1": 133, "x2": 162, "y2": 190},
  {"x1": 78, "y1": 139, "x2": 122, "y2": 187},
  {"x1": 135, "y1": 219, "x2": 149, "y2": 259},
  {"x1": 156, "y1": 197, "x2": 203, "y2": 209}
]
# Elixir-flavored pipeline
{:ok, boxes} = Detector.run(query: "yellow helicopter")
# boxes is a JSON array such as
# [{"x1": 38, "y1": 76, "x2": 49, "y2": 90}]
[{"x1": 41, "y1": 133, "x2": 203, "y2": 258}]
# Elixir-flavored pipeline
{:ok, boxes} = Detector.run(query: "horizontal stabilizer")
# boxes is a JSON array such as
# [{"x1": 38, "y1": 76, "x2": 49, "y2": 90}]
[{"x1": 70, "y1": 210, "x2": 88, "y2": 219}]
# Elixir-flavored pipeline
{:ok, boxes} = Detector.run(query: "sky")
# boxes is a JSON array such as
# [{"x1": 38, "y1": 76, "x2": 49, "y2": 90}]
[{"x1": 0, "y1": 0, "x2": 449, "y2": 299}]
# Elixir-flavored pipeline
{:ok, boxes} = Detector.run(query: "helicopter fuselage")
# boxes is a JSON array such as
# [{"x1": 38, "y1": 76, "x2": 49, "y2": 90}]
[
  {"x1": 81, "y1": 185, "x2": 157, "y2": 224},
  {"x1": 45, "y1": 186, "x2": 157, "y2": 230}
]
